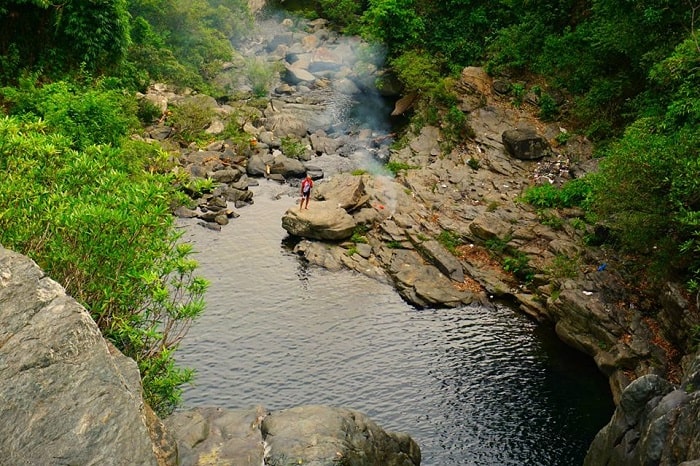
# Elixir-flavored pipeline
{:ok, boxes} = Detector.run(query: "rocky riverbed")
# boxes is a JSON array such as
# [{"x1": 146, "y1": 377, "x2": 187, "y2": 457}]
[
  {"x1": 141, "y1": 10, "x2": 700, "y2": 464},
  {"x1": 3, "y1": 7, "x2": 698, "y2": 466}
]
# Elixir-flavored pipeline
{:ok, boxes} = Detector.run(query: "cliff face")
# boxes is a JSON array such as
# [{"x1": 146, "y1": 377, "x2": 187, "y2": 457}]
[
  {"x1": 0, "y1": 245, "x2": 168, "y2": 465},
  {"x1": 584, "y1": 355, "x2": 700, "y2": 465}
]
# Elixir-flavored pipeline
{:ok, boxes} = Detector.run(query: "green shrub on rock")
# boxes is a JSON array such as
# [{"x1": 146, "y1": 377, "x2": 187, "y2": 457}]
[{"x1": 0, "y1": 104, "x2": 206, "y2": 416}]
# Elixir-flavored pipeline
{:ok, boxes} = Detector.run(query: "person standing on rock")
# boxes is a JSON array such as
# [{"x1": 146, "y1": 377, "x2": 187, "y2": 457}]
[{"x1": 300, "y1": 174, "x2": 313, "y2": 210}]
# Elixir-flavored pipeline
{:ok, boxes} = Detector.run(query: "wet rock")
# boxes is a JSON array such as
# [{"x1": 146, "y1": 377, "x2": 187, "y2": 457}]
[
  {"x1": 269, "y1": 153, "x2": 306, "y2": 178},
  {"x1": 583, "y1": 373, "x2": 700, "y2": 466},
  {"x1": 284, "y1": 63, "x2": 316, "y2": 85},
  {"x1": 413, "y1": 237, "x2": 465, "y2": 282},
  {"x1": 388, "y1": 249, "x2": 474, "y2": 308},
  {"x1": 166, "y1": 407, "x2": 266, "y2": 466}
]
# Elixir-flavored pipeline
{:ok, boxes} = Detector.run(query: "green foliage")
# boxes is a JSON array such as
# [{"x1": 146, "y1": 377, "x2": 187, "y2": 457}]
[
  {"x1": 350, "y1": 232, "x2": 368, "y2": 244},
  {"x1": 547, "y1": 254, "x2": 580, "y2": 279},
  {"x1": 555, "y1": 130, "x2": 571, "y2": 145},
  {"x1": 137, "y1": 98, "x2": 164, "y2": 125},
  {"x1": 280, "y1": 136, "x2": 307, "y2": 159},
  {"x1": 485, "y1": 236, "x2": 509, "y2": 254},
  {"x1": 0, "y1": 90, "x2": 206, "y2": 416},
  {"x1": 520, "y1": 178, "x2": 592, "y2": 209},
  {"x1": 538, "y1": 93, "x2": 559, "y2": 120},
  {"x1": 590, "y1": 115, "x2": 700, "y2": 283},
  {"x1": 467, "y1": 157, "x2": 481, "y2": 170},
  {"x1": 390, "y1": 49, "x2": 443, "y2": 94},
  {"x1": 1, "y1": 78, "x2": 138, "y2": 150},
  {"x1": 502, "y1": 252, "x2": 534, "y2": 282},
  {"x1": 168, "y1": 98, "x2": 216, "y2": 143},
  {"x1": 318, "y1": 0, "x2": 364, "y2": 31},
  {"x1": 437, "y1": 230, "x2": 463, "y2": 255},
  {"x1": 511, "y1": 83, "x2": 526, "y2": 108},
  {"x1": 184, "y1": 177, "x2": 216, "y2": 197},
  {"x1": 537, "y1": 210, "x2": 564, "y2": 229},
  {"x1": 245, "y1": 57, "x2": 281, "y2": 98},
  {"x1": 442, "y1": 105, "x2": 473, "y2": 149},
  {"x1": 385, "y1": 160, "x2": 418, "y2": 175},
  {"x1": 119, "y1": 0, "x2": 253, "y2": 91},
  {"x1": 361, "y1": 0, "x2": 425, "y2": 53},
  {"x1": 0, "y1": 0, "x2": 130, "y2": 81}
]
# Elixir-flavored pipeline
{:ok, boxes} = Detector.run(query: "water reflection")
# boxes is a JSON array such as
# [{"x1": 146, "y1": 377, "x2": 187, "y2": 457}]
[{"x1": 175, "y1": 181, "x2": 613, "y2": 466}]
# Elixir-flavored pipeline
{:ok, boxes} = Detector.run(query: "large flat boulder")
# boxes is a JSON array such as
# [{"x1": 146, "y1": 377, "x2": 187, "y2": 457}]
[
  {"x1": 282, "y1": 200, "x2": 357, "y2": 241},
  {"x1": 261, "y1": 405, "x2": 421, "y2": 466},
  {"x1": 0, "y1": 246, "x2": 162, "y2": 465}
]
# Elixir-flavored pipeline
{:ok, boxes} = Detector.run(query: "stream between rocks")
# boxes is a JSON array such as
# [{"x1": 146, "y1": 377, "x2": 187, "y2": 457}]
[
  {"x1": 175, "y1": 179, "x2": 614, "y2": 466},
  {"x1": 172, "y1": 7, "x2": 614, "y2": 464}
]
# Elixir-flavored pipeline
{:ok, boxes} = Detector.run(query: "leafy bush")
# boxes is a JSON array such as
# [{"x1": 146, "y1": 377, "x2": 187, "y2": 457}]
[
  {"x1": 0, "y1": 108, "x2": 206, "y2": 416},
  {"x1": 547, "y1": 254, "x2": 580, "y2": 279},
  {"x1": 520, "y1": 178, "x2": 592, "y2": 209},
  {"x1": 538, "y1": 93, "x2": 559, "y2": 120},
  {"x1": 0, "y1": 0, "x2": 130, "y2": 81},
  {"x1": 1, "y1": 78, "x2": 138, "y2": 150},
  {"x1": 168, "y1": 98, "x2": 216, "y2": 143},
  {"x1": 389, "y1": 49, "x2": 442, "y2": 95},
  {"x1": 280, "y1": 136, "x2": 307, "y2": 159},
  {"x1": 385, "y1": 160, "x2": 417, "y2": 176},
  {"x1": 245, "y1": 57, "x2": 281, "y2": 98},
  {"x1": 503, "y1": 252, "x2": 534, "y2": 282},
  {"x1": 318, "y1": 0, "x2": 364, "y2": 31}
]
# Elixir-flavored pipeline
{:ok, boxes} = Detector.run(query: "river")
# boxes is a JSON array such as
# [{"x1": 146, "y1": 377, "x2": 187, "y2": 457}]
[{"x1": 175, "y1": 178, "x2": 614, "y2": 466}]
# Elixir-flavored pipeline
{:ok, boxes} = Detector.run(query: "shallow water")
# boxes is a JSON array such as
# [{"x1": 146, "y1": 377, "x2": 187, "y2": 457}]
[{"x1": 176, "y1": 180, "x2": 614, "y2": 466}]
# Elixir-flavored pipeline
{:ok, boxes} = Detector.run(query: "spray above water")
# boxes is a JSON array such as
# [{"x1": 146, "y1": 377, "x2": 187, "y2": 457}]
[{"x1": 229, "y1": 6, "x2": 404, "y2": 174}]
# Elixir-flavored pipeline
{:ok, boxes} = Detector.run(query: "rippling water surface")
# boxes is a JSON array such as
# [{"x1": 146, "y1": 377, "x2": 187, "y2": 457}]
[{"x1": 176, "y1": 180, "x2": 614, "y2": 466}]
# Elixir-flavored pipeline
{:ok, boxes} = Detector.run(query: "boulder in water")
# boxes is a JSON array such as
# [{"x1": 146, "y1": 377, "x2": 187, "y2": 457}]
[
  {"x1": 282, "y1": 200, "x2": 357, "y2": 241},
  {"x1": 262, "y1": 405, "x2": 421, "y2": 466}
]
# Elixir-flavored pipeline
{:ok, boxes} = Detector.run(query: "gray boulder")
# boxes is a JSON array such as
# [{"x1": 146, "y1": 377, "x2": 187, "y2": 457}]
[
  {"x1": 413, "y1": 238, "x2": 465, "y2": 282},
  {"x1": 165, "y1": 406, "x2": 266, "y2": 466},
  {"x1": 585, "y1": 355, "x2": 700, "y2": 466},
  {"x1": 502, "y1": 128, "x2": 551, "y2": 160},
  {"x1": 0, "y1": 246, "x2": 164, "y2": 465},
  {"x1": 262, "y1": 405, "x2": 421, "y2": 466},
  {"x1": 282, "y1": 201, "x2": 357, "y2": 241},
  {"x1": 284, "y1": 63, "x2": 316, "y2": 85},
  {"x1": 269, "y1": 153, "x2": 307, "y2": 178},
  {"x1": 314, "y1": 173, "x2": 371, "y2": 212}
]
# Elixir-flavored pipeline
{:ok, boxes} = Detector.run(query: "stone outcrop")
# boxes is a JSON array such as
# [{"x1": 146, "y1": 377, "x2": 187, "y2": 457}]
[
  {"x1": 282, "y1": 200, "x2": 358, "y2": 240},
  {"x1": 262, "y1": 405, "x2": 421, "y2": 466},
  {"x1": 501, "y1": 127, "x2": 551, "y2": 160},
  {"x1": 584, "y1": 357, "x2": 700, "y2": 465},
  {"x1": 165, "y1": 405, "x2": 420, "y2": 466},
  {"x1": 0, "y1": 246, "x2": 168, "y2": 465}
]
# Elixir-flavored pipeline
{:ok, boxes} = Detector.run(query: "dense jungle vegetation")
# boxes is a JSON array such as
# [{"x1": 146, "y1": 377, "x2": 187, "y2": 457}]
[{"x1": 1, "y1": 0, "x2": 699, "y2": 415}]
